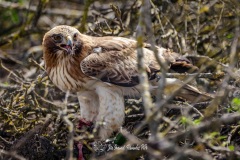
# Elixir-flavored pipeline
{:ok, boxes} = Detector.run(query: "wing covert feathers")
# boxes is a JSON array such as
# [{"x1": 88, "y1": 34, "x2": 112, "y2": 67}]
[
  {"x1": 80, "y1": 36, "x2": 193, "y2": 87},
  {"x1": 79, "y1": 35, "x2": 211, "y2": 102}
]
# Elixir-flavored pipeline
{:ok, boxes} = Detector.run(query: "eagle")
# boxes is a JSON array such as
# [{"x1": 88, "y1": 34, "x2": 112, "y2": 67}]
[{"x1": 42, "y1": 25, "x2": 211, "y2": 139}]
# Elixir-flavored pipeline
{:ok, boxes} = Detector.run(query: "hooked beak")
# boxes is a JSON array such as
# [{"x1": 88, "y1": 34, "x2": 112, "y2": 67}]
[
  {"x1": 60, "y1": 36, "x2": 73, "y2": 54},
  {"x1": 67, "y1": 36, "x2": 73, "y2": 48}
]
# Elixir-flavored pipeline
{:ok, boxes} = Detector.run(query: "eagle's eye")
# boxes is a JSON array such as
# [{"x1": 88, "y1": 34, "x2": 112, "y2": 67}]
[
  {"x1": 52, "y1": 34, "x2": 63, "y2": 43},
  {"x1": 73, "y1": 33, "x2": 78, "y2": 41}
]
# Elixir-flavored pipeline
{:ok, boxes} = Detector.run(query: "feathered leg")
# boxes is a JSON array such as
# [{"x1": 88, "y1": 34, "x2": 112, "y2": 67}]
[
  {"x1": 95, "y1": 86, "x2": 125, "y2": 139},
  {"x1": 77, "y1": 91, "x2": 99, "y2": 124},
  {"x1": 77, "y1": 91, "x2": 99, "y2": 160}
]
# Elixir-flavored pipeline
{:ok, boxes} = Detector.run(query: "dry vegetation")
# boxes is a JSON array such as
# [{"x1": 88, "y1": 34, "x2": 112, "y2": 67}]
[{"x1": 1, "y1": 0, "x2": 240, "y2": 159}]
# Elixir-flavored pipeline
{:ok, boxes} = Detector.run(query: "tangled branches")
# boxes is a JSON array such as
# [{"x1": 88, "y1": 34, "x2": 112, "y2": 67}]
[{"x1": 1, "y1": 0, "x2": 240, "y2": 160}]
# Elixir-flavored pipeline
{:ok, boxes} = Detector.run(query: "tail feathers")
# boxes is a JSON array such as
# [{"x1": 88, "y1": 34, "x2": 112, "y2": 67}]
[{"x1": 163, "y1": 78, "x2": 213, "y2": 103}]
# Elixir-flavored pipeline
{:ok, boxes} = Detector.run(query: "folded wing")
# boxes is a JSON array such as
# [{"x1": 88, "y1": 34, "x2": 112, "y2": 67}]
[
  {"x1": 80, "y1": 37, "x2": 161, "y2": 87},
  {"x1": 80, "y1": 36, "x2": 199, "y2": 87}
]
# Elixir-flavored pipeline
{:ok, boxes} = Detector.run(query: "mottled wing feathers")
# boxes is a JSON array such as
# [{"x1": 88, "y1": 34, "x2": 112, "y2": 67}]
[
  {"x1": 80, "y1": 36, "x2": 199, "y2": 87},
  {"x1": 80, "y1": 37, "x2": 140, "y2": 87}
]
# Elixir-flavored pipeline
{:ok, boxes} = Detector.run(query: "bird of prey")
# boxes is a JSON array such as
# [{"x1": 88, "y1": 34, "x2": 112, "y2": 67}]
[{"x1": 42, "y1": 25, "x2": 211, "y2": 139}]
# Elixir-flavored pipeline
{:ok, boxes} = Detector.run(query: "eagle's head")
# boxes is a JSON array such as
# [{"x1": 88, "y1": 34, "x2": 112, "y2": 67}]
[{"x1": 42, "y1": 25, "x2": 82, "y2": 56}]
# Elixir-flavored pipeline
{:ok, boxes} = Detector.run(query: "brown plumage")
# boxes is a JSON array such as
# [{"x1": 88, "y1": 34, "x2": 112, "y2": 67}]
[{"x1": 42, "y1": 25, "x2": 211, "y2": 139}]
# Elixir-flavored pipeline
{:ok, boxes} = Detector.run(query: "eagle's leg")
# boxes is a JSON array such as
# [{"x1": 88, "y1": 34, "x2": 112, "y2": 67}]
[
  {"x1": 77, "y1": 91, "x2": 99, "y2": 127},
  {"x1": 77, "y1": 91, "x2": 99, "y2": 160},
  {"x1": 95, "y1": 86, "x2": 125, "y2": 139}
]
